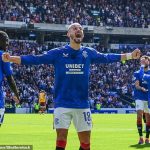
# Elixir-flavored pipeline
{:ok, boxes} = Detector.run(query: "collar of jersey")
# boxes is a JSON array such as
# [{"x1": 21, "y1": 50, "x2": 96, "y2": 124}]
[{"x1": 65, "y1": 44, "x2": 82, "y2": 52}]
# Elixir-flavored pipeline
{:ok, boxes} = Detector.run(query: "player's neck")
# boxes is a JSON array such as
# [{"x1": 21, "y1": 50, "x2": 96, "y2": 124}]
[
  {"x1": 144, "y1": 67, "x2": 149, "y2": 71},
  {"x1": 70, "y1": 41, "x2": 81, "y2": 50}
]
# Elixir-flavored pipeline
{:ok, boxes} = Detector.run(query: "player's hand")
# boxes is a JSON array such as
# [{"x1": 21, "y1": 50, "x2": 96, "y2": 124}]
[
  {"x1": 141, "y1": 87, "x2": 148, "y2": 92},
  {"x1": 2, "y1": 52, "x2": 11, "y2": 62},
  {"x1": 13, "y1": 96, "x2": 20, "y2": 104},
  {"x1": 131, "y1": 48, "x2": 141, "y2": 59}
]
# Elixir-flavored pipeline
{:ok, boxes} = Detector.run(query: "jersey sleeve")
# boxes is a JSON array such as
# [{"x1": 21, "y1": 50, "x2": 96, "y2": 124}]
[
  {"x1": 21, "y1": 49, "x2": 58, "y2": 65},
  {"x1": 2, "y1": 61, "x2": 13, "y2": 76},
  {"x1": 90, "y1": 48, "x2": 121, "y2": 64}
]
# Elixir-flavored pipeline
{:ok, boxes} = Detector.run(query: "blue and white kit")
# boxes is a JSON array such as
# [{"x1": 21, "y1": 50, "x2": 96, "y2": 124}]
[{"x1": 21, "y1": 45, "x2": 121, "y2": 131}]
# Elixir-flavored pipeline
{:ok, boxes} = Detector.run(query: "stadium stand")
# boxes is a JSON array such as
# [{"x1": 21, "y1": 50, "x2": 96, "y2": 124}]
[{"x1": 0, "y1": 0, "x2": 149, "y2": 28}]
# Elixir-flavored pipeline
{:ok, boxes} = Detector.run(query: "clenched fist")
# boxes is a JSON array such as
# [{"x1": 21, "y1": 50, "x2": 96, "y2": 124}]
[
  {"x1": 2, "y1": 52, "x2": 11, "y2": 62},
  {"x1": 131, "y1": 48, "x2": 141, "y2": 59}
]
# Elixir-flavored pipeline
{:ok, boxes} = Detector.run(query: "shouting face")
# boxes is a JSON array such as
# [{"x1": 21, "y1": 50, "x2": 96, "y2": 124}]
[{"x1": 67, "y1": 23, "x2": 84, "y2": 44}]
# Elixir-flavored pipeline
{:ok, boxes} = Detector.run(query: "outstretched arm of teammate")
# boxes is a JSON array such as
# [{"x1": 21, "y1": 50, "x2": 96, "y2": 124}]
[{"x1": 91, "y1": 48, "x2": 141, "y2": 64}]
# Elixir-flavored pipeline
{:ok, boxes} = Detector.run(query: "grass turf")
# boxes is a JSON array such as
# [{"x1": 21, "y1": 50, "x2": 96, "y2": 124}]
[{"x1": 0, "y1": 114, "x2": 150, "y2": 150}]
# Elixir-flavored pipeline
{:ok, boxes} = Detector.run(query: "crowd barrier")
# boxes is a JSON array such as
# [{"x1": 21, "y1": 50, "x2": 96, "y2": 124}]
[
  {"x1": 8, "y1": 108, "x2": 136, "y2": 114},
  {"x1": 48, "y1": 108, "x2": 136, "y2": 114}
]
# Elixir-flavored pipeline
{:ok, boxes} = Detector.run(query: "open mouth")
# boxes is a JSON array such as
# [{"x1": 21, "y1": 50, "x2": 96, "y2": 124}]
[{"x1": 75, "y1": 33, "x2": 82, "y2": 38}]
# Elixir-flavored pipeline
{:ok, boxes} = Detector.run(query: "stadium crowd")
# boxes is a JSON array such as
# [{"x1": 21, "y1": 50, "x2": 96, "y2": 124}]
[
  {"x1": 3, "y1": 41, "x2": 150, "y2": 109},
  {"x1": 0, "y1": 0, "x2": 149, "y2": 28}
]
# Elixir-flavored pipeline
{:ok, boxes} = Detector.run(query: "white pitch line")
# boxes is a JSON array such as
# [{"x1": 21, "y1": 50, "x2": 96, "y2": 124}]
[{"x1": 93, "y1": 128, "x2": 136, "y2": 131}]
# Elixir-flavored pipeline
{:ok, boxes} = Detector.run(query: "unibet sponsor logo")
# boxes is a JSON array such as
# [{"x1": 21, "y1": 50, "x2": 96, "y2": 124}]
[
  {"x1": 65, "y1": 64, "x2": 84, "y2": 74},
  {"x1": 66, "y1": 64, "x2": 84, "y2": 69}
]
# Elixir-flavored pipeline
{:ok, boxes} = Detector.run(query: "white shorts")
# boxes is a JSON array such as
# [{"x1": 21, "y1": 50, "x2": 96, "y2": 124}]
[
  {"x1": 0, "y1": 108, "x2": 5, "y2": 124},
  {"x1": 135, "y1": 100, "x2": 149, "y2": 113},
  {"x1": 53, "y1": 108, "x2": 92, "y2": 132}
]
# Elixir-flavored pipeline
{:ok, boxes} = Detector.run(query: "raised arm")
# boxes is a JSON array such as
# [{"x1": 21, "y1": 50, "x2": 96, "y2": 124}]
[
  {"x1": 91, "y1": 48, "x2": 141, "y2": 64},
  {"x1": 2, "y1": 49, "x2": 58, "y2": 65}
]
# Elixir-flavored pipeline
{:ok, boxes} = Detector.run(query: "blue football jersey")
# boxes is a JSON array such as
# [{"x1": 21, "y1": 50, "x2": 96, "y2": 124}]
[
  {"x1": 133, "y1": 69, "x2": 150, "y2": 101},
  {"x1": 139, "y1": 67, "x2": 150, "y2": 108},
  {"x1": 21, "y1": 45, "x2": 121, "y2": 108},
  {"x1": 0, "y1": 51, "x2": 13, "y2": 108}
]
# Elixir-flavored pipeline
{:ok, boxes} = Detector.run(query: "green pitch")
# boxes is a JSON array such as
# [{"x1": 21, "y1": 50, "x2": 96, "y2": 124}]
[{"x1": 0, "y1": 114, "x2": 150, "y2": 150}]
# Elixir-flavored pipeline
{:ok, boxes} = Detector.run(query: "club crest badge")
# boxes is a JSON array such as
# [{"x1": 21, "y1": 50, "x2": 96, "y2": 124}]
[{"x1": 82, "y1": 51, "x2": 88, "y2": 58}]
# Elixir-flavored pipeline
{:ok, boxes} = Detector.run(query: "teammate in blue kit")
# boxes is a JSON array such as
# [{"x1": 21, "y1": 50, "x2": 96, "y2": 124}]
[
  {"x1": 2, "y1": 23, "x2": 141, "y2": 150},
  {"x1": 0, "y1": 31, "x2": 20, "y2": 127},
  {"x1": 139, "y1": 56, "x2": 150, "y2": 143},
  {"x1": 133, "y1": 55, "x2": 150, "y2": 144}
]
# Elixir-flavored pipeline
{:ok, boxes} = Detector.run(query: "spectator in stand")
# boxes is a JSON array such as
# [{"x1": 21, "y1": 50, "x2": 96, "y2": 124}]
[{"x1": 0, "y1": 0, "x2": 149, "y2": 28}]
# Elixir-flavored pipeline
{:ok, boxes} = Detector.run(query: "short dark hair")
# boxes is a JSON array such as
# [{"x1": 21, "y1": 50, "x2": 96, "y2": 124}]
[
  {"x1": 0, "y1": 31, "x2": 9, "y2": 51},
  {"x1": 141, "y1": 55, "x2": 150, "y2": 61},
  {"x1": 40, "y1": 90, "x2": 45, "y2": 92}
]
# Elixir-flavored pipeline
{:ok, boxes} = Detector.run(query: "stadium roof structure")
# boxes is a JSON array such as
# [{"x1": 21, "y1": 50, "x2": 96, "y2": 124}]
[{"x1": 0, "y1": 21, "x2": 149, "y2": 36}]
